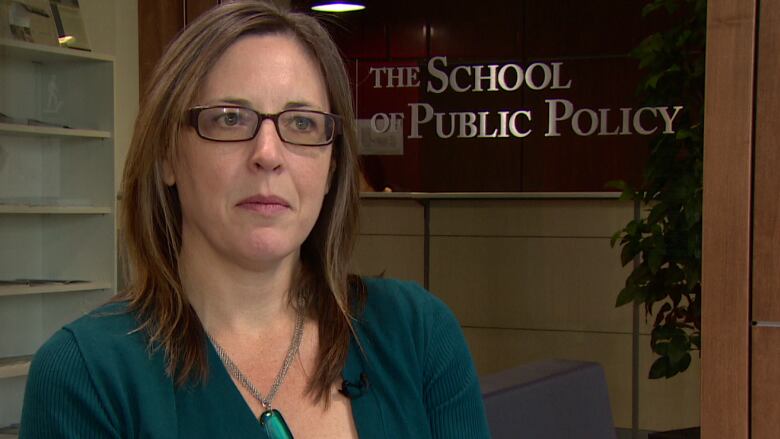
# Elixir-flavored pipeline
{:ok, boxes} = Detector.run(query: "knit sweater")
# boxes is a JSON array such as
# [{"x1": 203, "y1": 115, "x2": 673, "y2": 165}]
[{"x1": 20, "y1": 277, "x2": 490, "y2": 438}]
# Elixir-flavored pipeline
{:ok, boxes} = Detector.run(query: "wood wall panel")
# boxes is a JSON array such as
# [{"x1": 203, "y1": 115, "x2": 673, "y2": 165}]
[
  {"x1": 429, "y1": 235, "x2": 631, "y2": 333},
  {"x1": 428, "y1": 0, "x2": 521, "y2": 58},
  {"x1": 429, "y1": 199, "x2": 633, "y2": 237},
  {"x1": 751, "y1": 327, "x2": 780, "y2": 438},
  {"x1": 752, "y1": 0, "x2": 780, "y2": 321},
  {"x1": 701, "y1": 0, "x2": 756, "y2": 437},
  {"x1": 359, "y1": 199, "x2": 423, "y2": 236},
  {"x1": 352, "y1": 235, "x2": 424, "y2": 284},
  {"x1": 185, "y1": 0, "x2": 217, "y2": 24},
  {"x1": 522, "y1": 0, "x2": 650, "y2": 58},
  {"x1": 138, "y1": 0, "x2": 184, "y2": 95},
  {"x1": 387, "y1": 0, "x2": 427, "y2": 59},
  {"x1": 323, "y1": 7, "x2": 386, "y2": 59}
]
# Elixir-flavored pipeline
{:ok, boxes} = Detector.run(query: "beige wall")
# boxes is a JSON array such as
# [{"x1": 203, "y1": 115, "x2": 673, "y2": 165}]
[
  {"x1": 353, "y1": 196, "x2": 700, "y2": 431},
  {"x1": 77, "y1": 0, "x2": 139, "y2": 193}
]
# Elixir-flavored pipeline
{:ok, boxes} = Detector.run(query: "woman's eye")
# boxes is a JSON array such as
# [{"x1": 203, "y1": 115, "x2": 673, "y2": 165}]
[
  {"x1": 218, "y1": 111, "x2": 241, "y2": 127},
  {"x1": 292, "y1": 116, "x2": 316, "y2": 131}
]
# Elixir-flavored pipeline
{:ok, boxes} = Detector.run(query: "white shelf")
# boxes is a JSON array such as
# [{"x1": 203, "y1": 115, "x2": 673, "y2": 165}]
[
  {"x1": 0, "y1": 38, "x2": 113, "y2": 63},
  {"x1": 0, "y1": 356, "x2": 32, "y2": 379},
  {"x1": 0, "y1": 25, "x2": 116, "y2": 428},
  {"x1": 0, "y1": 122, "x2": 111, "y2": 139},
  {"x1": 0, "y1": 281, "x2": 111, "y2": 298},
  {"x1": 0, "y1": 205, "x2": 111, "y2": 215}
]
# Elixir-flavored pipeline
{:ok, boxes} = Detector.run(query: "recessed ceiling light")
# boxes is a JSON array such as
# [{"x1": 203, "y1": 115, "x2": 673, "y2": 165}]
[{"x1": 311, "y1": 2, "x2": 366, "y2": 12}]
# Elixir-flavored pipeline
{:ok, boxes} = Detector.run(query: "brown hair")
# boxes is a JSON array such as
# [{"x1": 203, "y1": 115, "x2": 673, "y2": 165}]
[{"x1": 118, "y1": 0, "x2": 362, "y2": 404}]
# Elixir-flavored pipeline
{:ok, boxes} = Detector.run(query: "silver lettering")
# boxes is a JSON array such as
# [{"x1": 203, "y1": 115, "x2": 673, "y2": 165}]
[
  {"x1": 451, "y1": 65, "x2": 472, "y2": 92},
  {"x1": 546, "y1": 99, "x2": 574, "y2": 137},
  {"x1": 657, "y1": 106, "x2": 684, "y2": 134},
  {"x1": 633, "y1": 107, "x2": 658, "y2": 135},
  {"x1": 509, "y1": 111, "x2": 532, "y2": 137},
  {"x1": 551, "y1": 62, "x2": 572, "y2": 89},
  {"x1": 409, "y1": 103, "x2": 434, "y2": 138},
  {"x1": 473, "y1": 65, "x2": 499, "y2": 92},
  {"x1": 525, "y1": 63, "x2": 552, "y2": 90},
  {"x1": 479, "y1": 112, "x2": 498, "y2": 137},
  {"x1": 427, "y1": 57, "x2": 449, "y2": 94},
  {"x1": 498, "y1": 64, "x2": 524, "y2": 91},
  {"x1": 598, "y1": 108, "x2": 620, "y2": 135},
  {"x1": 572, "y1": 109, "x2": 599, "y2": 136}
]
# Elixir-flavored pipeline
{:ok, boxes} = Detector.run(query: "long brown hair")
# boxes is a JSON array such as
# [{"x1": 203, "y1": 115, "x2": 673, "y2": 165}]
[{"x1": 118, "y1": 0, "x2": 362, "y2": 404}]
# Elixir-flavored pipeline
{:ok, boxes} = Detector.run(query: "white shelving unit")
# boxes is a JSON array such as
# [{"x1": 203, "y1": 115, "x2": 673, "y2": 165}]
[
  {"x1": 0, "y1": 37, "x2": 116, "y2": 428},
  {"x1": 0, "y1": 356, "x2": 32, "y2": 380},
  {"x1": 0, "y1": 121, "x2": 111, "y2": 138}
]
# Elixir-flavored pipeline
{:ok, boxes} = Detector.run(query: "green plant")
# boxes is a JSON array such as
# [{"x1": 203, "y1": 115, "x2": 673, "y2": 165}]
[{"x1": 609, "y1": 0, "x2": 706, "y2": 379}]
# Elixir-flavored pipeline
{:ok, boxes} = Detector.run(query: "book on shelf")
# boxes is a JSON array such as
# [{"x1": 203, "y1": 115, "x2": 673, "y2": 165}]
[
  {"x1": 0, "y1": 0, "x2": 59, "y2": 46},
  {"x1": 0, "y1": 111, "x2": 73, "y2": 129}
]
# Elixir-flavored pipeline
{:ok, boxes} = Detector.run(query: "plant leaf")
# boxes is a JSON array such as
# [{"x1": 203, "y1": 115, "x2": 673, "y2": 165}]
[
  {"x1": 648, "y1": 248, "x2": 664, "y2": 274},
  {"x1": 649, "y1": 356, "x2": 670, "y2": 379},
  {"x1": 616, "y1": 285, "x2": 636, "y2": 307},
  {"x1": 621, "y1": 242, "x2": 640, "y2": 266},
  {"x1": 668, "y1": 332, "x2": 690, "y2": 364}
]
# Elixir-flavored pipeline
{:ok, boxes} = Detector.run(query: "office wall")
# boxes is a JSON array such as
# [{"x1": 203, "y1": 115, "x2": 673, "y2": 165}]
[
  {"x1": 353, "y1": 197, "x2": 700, "y2": 431},
  {"x1": 77, "y1": 0, "x2": 139, "y2": 192}
]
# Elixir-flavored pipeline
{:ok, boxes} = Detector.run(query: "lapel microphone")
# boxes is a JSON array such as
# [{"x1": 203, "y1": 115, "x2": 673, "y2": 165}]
[{"x1": 339, "y1": 372, "x2": 370, "y2": 399}]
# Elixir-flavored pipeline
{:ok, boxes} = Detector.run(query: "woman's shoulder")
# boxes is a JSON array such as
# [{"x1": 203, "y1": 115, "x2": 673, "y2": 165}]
[
  {"x1": 356, "y1": 276, "x2": 462, "y2": 347},
  {"x1": 35, "y1": 300, "x2": 156, "y2": 376},
  {"x1": 65, "y1": 300, "x2": 136, "y2": 331},
  {"x1": 59, "y1": 301, "x2": 146, "y2": 350},
  {"x1": 31, "y1": 299, "x2": 168, "y2": 396},
  {"x1": 24, "y1": 302, "x2": 174, "y2": 436},
  {"x1": 359, "y1": 276, "x2": 451, "y2": 321}
]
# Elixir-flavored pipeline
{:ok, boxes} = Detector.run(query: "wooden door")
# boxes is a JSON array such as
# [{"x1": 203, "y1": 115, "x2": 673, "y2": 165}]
[
  {"x1": 703, "y1": 0, "x2": 780, "y2": 437},
  {"x1": 750, "y1": 0, "x2": 780, "y2": 436}
]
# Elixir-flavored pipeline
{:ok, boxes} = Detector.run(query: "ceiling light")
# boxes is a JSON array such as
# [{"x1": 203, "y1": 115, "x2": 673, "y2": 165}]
[{"x1": 311, "y1": 2, "x2": 366, "y2": 12}]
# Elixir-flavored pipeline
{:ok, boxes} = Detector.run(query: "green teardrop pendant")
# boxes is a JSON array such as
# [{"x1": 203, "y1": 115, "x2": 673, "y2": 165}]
[{"x1": 259, "y1": 409, "x2": 294, "y2": 439}]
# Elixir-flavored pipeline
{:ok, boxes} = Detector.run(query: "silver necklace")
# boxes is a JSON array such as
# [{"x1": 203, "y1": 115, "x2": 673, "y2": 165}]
[{"x1": 208, "y1": 309, "x2": 304, "y2": 438}]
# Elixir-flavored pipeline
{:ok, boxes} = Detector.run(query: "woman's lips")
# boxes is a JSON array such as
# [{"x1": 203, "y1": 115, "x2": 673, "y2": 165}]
[{"x1": 236, "y1": 195, "x2": 291, "y2": 215}]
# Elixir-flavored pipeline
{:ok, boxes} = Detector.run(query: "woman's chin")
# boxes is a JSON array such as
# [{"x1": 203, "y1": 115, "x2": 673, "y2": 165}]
[{"x1": 234, "y1": 239, "x2": 300, "y2": 269}]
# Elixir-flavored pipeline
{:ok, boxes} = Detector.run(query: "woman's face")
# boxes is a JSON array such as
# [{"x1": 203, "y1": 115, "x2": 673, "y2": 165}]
[{"x1": 164, "y1": 33, "x2": 333, "y2": 270}]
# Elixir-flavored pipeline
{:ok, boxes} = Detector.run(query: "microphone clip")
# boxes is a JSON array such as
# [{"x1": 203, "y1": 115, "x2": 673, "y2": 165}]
[{"x1": 339, "y1": 372, "x2": 370, "y2": 399}]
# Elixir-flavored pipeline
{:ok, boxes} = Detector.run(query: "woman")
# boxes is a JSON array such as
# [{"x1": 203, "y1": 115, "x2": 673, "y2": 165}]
[{"x1": 20, "y1": 2, "x2": 489, "y2": 438}]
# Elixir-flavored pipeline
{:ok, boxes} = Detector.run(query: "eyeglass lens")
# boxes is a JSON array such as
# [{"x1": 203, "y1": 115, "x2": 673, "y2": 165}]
[{"x1": 196, "y1": 107, "x2": 335, "y2": 145}]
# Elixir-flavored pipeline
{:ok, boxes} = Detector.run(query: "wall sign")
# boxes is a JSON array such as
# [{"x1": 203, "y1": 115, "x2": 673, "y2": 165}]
[{"x1": 358, "y1": 57, "x2": 682, "y2": 148}]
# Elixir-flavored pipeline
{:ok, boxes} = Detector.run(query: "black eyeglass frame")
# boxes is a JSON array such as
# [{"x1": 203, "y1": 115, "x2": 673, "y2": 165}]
[{"x1": 187, "y1": 105, "x2": 343, "y2": 146}]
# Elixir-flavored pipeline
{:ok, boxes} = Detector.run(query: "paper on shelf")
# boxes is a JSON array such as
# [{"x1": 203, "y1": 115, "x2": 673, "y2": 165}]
[{"x1": 0, "y1": 0, "x2": 58, "y2": 46}]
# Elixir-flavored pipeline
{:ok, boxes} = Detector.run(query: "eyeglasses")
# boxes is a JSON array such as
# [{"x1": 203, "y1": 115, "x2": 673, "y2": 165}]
[{"x1": 187, "y1": 105, "x2": 342, "y2": 146}]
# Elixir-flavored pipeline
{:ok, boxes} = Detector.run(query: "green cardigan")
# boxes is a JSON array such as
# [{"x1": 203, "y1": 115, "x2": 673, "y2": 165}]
[{"x1": 20, "y1": 278, "x2": 490, "y2": 438}]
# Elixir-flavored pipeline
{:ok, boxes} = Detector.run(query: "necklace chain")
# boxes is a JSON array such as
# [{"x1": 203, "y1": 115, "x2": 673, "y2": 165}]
[{"x1": 208, "y1": 309, "x2": 305, "y2": 410}]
